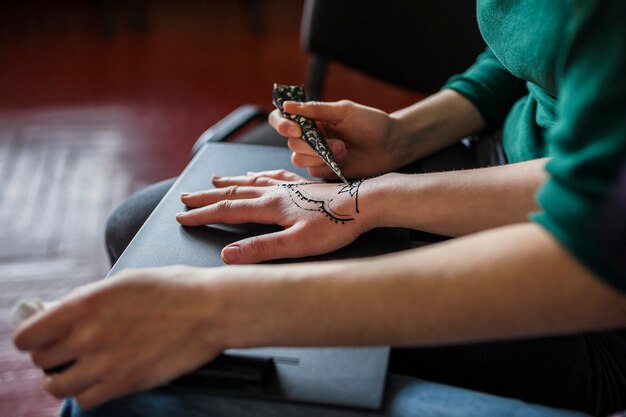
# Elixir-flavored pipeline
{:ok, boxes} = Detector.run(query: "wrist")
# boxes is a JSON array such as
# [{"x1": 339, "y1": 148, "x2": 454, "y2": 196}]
[
  {"x1": 199, "y1": 265, "x2": 298, "y2": 349},
  {"x1": 211, "y1": 261, "x2": 381, "y2": 348},
  {"x1": 389, "y1": 90, "x2": 486, "y2": 164},
  {"x1": 386, "y1": 112, "x2": 425, "y2": 167},
  {"x1": 360, "y1": 173, "x2": 412, "y2": 229}
]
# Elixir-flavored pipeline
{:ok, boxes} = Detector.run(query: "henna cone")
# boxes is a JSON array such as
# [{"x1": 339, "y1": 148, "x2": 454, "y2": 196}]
[{"x1": 273, "y1": 84, "x2": 348, "y2": 184}]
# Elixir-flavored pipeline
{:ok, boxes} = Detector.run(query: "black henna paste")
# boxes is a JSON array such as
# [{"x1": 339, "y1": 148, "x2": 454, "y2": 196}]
[
  {"x1": 279, "y1": 180, "x2": 363, "y2": 224},
  {"x1": 272, "y1": 83, "x2": 348, "y2": 184},
  {"x1": 337, "y1": 180, "x2": 362, "y2": 214}
]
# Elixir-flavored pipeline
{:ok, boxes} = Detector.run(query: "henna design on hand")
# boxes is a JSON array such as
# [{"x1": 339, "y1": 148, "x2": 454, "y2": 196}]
[{"x1": 279, "y1": 180, "x2": 363, "y2": 224}]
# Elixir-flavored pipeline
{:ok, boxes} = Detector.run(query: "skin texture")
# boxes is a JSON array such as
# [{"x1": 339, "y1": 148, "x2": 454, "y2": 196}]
[
  {"x1": 12, "y1": 89, "x2": 626, "y2": 410},
  {"x1": 268, "y1": 89, "x2": 486, "y2": 180},
  {"x1": 13, "y1": 225, "x2": 626, "y2": 410},
  {"x1": 278, "y1": 180, "x2": 364, "y2": 223},
  {"x1": 273, "y1": 84, "x2": 348, "y2": 183},
  {"x1": 176, "y1": 158, "x2": 546, "y2": 265},
  {"x1": 177, "y1": 172, "x2": 371, "y2": 264}
]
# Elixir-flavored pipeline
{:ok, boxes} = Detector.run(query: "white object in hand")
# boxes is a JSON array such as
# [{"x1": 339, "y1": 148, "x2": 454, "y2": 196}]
[{"x1": 11, "y1": 298, "x2": 57, "y2": 327}]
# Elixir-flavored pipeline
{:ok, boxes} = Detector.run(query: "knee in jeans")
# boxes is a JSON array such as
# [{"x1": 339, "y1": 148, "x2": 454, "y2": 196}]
[{"x1": 104, "y1": 208, "x2": 127, "y2": 264}]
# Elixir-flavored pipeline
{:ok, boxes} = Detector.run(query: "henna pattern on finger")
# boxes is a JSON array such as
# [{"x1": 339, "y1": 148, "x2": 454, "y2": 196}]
[{"x1": 279, "y1": 180, "x2": 364, "y2": 224}]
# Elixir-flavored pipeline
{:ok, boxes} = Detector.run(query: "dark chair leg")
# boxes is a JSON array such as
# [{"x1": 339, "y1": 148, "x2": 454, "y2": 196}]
[
  {"x1": 128, "y1": 0, "x2": 145, "y2": 33},
  {"x1": 94, "y1": 0, "x2": 115, "y2": 37},
  {"x1": 248, "y1": 0, "x2": 265, "y2": 35},
  {"x1": 306, "y1": 54, "x2": 327, "y2": 101}
]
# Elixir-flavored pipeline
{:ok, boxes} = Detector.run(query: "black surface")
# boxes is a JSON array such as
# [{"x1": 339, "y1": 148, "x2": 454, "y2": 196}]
[
  {"x1": 109, "y1": 143, "x2": 410, "y2": 272},
  {"x1": 108, "y1": 142, "x2": 411, "y2": 409}
]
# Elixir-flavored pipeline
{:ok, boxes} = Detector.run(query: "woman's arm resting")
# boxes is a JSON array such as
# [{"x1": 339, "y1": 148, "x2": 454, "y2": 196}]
[
  {"x1": 178, "y1": 160, "x2": 549, "y2": 264},
  {"x1": 13, "y1": 224, "x2": 626, "y2": 408},
  {"x1": 222, "y1": 223, "x2": 626, "y2": 349}
]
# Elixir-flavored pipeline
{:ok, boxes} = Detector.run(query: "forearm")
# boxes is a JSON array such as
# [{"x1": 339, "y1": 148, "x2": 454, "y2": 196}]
[
  {"x1": 364, "y1": 158, "x2": 549, "y2": 236},
  {"x1": 388, "y1": 89, "x2": 487, "y2": 165},
  {"x1": 216, "y1": 223, "x2": 626, "y2": 349}
]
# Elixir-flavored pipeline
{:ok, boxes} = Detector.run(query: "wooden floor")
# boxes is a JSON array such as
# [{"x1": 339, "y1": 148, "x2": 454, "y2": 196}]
[{"x1": 0, "y1": 1, "x2": 422, "y2": 415}]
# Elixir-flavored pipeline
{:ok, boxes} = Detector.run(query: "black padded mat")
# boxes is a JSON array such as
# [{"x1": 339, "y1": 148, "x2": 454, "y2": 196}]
[
  {"x1": 107, "y1": 142, "x2": 411, "y2": 409},
  {"x1": 109, "y1": 143, "x2": 410, "y2": 272}
]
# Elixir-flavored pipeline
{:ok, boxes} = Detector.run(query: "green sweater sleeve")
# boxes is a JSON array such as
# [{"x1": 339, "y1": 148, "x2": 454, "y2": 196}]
[
  {"x1": 442, "y1": 48, "x2": 527, "y2": 130},
  {"x1": 531, "y1": 1, "x2": 626, "y2": 292}
]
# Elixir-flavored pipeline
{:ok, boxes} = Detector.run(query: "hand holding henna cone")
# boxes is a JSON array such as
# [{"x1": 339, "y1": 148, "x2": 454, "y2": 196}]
[{"x1": 272, "y1": 83, "x2": 349, "y2": 184}]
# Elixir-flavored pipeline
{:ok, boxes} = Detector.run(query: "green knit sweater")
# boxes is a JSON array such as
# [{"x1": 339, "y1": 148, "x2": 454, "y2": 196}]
[{"x1": 443, "y1": 1, "x2": 626, "y2": 291}]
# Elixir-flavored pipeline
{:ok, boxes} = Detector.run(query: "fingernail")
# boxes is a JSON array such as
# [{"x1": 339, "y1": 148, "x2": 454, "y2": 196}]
[
  {"x1": 288, "y1": 126, "x2": 300, "y2": 136},
  {"x1": 176, "y1": 212, "x2": 186, "y2": 217},
  {"x1": 181, "y1": 192, "x2": 190, "y2": 198},
  {"x1": 212, "y1": 175, "x2": 221, "y2": 180},
  {"x1": 247, "y1": 171, "x2": 257, "y2": 176},
  {"x1": 222, "y1": 245, "x2": 242, "y2": 264}
]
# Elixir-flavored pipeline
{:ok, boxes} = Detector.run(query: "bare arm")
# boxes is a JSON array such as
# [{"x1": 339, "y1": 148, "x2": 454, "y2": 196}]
[
  {"x1": 388, "y1": 89, "x2": 487, "y2": 165},
  {"x1": 15, "y1": 223, "x2": 626, "y2": 409},
  {"x1": 365, "y1": 158, "x2": 549, "y2": 236},
  {"x1": 219, "y1": 223, "x2": 626, "y2": 349},
  {"x1": 178, "y1": 158, "x2": 548, "y2": 264},
  {"x1": 270, "y1": 89, "x2": 487, "y2": 178}
]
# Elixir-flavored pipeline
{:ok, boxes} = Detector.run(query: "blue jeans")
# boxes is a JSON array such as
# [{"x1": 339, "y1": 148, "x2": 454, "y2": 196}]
[{"x1": 60, "y1": 374, "x2": 588, "y2": 417}]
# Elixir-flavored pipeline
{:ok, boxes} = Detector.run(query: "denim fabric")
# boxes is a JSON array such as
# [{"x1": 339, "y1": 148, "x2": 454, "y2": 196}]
[
  {"x1": 105, "y1": 178, "x2": 175, "y2": 265},
  {"x1": 60, "y1": 375, "x2": 589, "y2": 417}
]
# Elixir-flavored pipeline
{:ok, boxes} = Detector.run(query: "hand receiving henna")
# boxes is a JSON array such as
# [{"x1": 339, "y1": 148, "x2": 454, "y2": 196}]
[{"x1": 176, "y1": 171, "x2": 372, "y2": 264}]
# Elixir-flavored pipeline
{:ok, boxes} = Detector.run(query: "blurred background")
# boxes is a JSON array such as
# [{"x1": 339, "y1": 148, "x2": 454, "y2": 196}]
[{"x1": 0, "y1": 1, "x2": 421, "y2": 415}]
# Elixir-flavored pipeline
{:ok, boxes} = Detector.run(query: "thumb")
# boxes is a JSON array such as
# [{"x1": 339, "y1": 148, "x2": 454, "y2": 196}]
[
  {"x1": 283, "y1": 100, "x2": 349, "y2": 123},
  {"x1": 221, "y1": 229, "x2": 302, "y2": 264}
]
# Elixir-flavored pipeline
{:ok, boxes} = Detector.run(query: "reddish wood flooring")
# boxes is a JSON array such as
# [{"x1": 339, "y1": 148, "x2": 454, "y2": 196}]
[{"x1": 0, "y1": 1, "x2": 422, "y2": 416}]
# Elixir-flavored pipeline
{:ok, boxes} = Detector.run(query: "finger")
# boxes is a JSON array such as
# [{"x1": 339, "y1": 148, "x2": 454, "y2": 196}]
[
  {"x1": 291, "y1": 152, "x2": 327, "y2": 169},
  {"x1": 13, "y1": 303, "x2": 76, "y2": 351},
  {"x1": 291, "y1": 144, "x2": 348, "y2": 169},
  {"x1": 72, "y1": 358, "x2": 162, "y2": 411},
  {"x1": 283, "y1": 100, "x2": 350, "y2": 122},
  {"x1": 180, "y1": 186, "x2": 262, "y2": 208},
  {"x1": 61, "y1": 371, "x2": 141, "y2": 411},
  {"x1": 211, "y1": 175, "x2": 280, "y2": 188},
  {"x1": 176, "y1": 198, "x2": 277, "y2": 226},
  {"x1": 30, "y1": 339, "x2": 79, "y2": 371},
  {"x1": 72, "y1": 379, "x2": 133, "y2": 411},
  {"x1": 45, "y1": 356, "x2": 105, "y2": 400},
  {"x1": 246, "y1": 169, "x2": 307, "y2": 182},
  {"x1": 329, "y1": 140, "x2": 347, "y2": 158},
  {"x1": 288, "y1": 137, "x2": 346, "y2": 158},
  {"x1": 268, "y1": 109, "x2": 302, "y2": 137},
  {"x1": 221, "y1": 228, "x2": 306, "y2": 264},
  {"x1": 308, "y1": 165, "x2": 335, "y2": 179},
  {"x1": 213, "y1": 175, "x2": 284, "y2": 187},
  {"x1": 287, "y1": 136, "x2": 316, "y2": 155}
]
